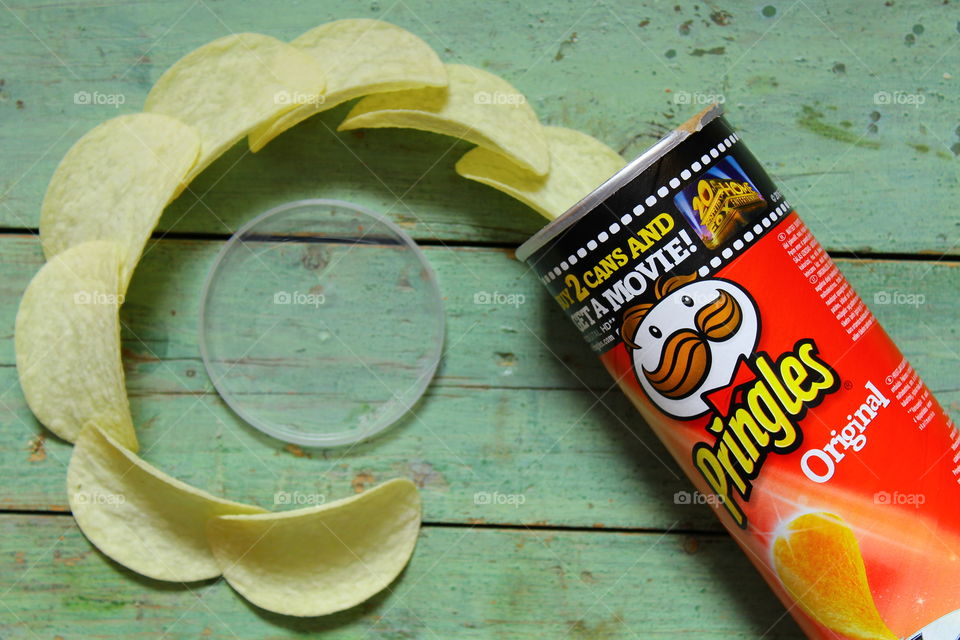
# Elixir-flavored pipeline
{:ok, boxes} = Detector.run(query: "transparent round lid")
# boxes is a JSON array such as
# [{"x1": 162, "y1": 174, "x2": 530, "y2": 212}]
[{"x1": 199, "y1": 199, "x2": 445, "y2": 447}]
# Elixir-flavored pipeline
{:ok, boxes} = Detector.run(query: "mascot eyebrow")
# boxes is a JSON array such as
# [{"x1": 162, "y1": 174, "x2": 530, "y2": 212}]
[
  {"x1": 620, "y1": 273, "x2": 744, "y2": 401},
  {"x1": 620, "y1": 272, "x2": 697, "y2": 350}
]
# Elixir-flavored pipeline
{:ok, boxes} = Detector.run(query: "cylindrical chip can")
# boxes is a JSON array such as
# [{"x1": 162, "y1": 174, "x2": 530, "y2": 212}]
[{"x1": 516, "y1": 105, "x2": 960, "y2": 640}]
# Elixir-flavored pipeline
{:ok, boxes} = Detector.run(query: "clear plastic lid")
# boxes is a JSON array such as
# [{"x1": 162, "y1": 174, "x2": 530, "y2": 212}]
[{"x1": 199, "y1": 199, "x2": 445, "y2": 447}]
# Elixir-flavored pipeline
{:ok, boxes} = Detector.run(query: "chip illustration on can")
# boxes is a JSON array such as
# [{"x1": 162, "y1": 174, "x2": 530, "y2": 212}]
[{"x1": 516, "y1": 105, "x2": 960, "y2": 639}]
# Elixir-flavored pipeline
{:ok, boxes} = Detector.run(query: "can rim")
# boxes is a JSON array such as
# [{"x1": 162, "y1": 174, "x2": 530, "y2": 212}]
[{"x1": 515, "y1": 104, "x2": 724, "y2": 263}]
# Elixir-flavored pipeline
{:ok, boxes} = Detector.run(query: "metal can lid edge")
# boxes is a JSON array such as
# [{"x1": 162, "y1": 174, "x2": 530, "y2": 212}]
[{"x1": 515, "y1": 103, "x2": 724, "y2": 263}]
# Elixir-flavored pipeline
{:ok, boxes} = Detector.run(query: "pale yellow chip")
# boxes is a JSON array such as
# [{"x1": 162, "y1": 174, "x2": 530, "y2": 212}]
[
  {"x1": 456, "y1": 125, "x2": 625, "y2": 220},
  {"x1": 339, "y1": 63, "x2": 549, "y2": 175},
  {"x1": 145, "y1": 33, "x2": 326, "y2": 180},
  {"x1": 207, "y1": 478, "x2": 421, "y2": 616},
  {"x1": 40, "y1": 114, "x2": 200, "y2": 289},
  {"x1": 248, "y1": 19, "x2": 446, "y2": 152},
  {"x1": 68, "y1": 425, "x2": 266, "y2": 582},
  {"x1": 773, "y1": 512, "x2": 896, "y2": 640},
  {"x1": 15, "y1": 241, "x2": 137, "y2": 451}
]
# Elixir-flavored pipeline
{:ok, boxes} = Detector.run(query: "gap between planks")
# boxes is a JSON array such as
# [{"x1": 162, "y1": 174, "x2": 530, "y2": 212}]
[
  {"x1": 0, "y1": 227, "x2": 957, "y2": 263},
  {"x1": 0, "y1": 507, "x2": 726, "y2": 537}
]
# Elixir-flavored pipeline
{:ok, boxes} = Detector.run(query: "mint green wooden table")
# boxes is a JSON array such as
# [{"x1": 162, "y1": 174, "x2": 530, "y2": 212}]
[{"x1": 1, "y1": 1, "x2": 957, "y2": 637}]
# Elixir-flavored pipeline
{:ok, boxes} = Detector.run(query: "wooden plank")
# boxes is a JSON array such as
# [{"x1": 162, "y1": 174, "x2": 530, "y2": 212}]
[
  {"x1": 0, "y1": 2, "x2": 954, "y2": 636},
  {"x1": 1, "y1": 235, "x2": 958, "y2": 394},
  {"x1": 3, "y1": 384, "x2": 723, "y2": 529},
  {"x1": 1, "y1": 0, "x2": 957, "y2": 252},
  {"x1": 0, "y1": 514, "x2": 804, "y2": 639},
  {"x1": 0, "y1": 235, "x2": 956, "y2": 531}
]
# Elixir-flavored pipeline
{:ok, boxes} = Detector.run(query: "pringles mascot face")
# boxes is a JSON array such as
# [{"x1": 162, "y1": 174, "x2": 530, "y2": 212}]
[{"x1": 620, "y1": 274, "x2": 760, "y2": 419}]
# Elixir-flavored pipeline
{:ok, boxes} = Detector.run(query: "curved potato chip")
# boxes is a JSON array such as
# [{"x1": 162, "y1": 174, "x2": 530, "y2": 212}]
[
  {"x1": 40, "y1": 113, "x2": 200, "y2": 289},
  {"x1": 339, "y1": 63, "x2": 549, "y2": 175},
  {"x1": 773, "y1": 512, "x2": 896, "y2": 640},
  {"x1": 15, "y1": 241, "x2": 137, "y2": 451},
  {"x1": 145, "y1": 33, "x2": 326, "y2": 180},
  {"x1": 68, "y1": 425, "x2": 265, "y2": 582},
  {"x1": 207, "y1": 478, "x2": 420, "y2": 616},
  {"x1": 249, "y1": 19, "x2": 446, "y2": 152},
  {"x1": 455, "y1": 125, "x2": 625, "y2": 220}
]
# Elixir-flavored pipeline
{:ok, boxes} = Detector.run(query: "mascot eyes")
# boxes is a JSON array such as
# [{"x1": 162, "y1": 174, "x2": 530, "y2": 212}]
[
  {"x1": 650, "y1": 326, "x2": 662, "y2": 338},
  {"x1": 681, "y1": 295, "x2": 694, "y2": 307}
]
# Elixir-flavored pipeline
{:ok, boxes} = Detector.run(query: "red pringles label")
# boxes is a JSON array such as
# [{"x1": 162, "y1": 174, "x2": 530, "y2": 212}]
[{"x1": 522, "y1": 114, "x2": 960, "y2": 640}]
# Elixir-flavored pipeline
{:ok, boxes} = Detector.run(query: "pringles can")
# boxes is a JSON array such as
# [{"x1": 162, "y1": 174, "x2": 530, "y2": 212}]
[{"x1": 516, "y1": 105, "x2": 960, "y2": 640}]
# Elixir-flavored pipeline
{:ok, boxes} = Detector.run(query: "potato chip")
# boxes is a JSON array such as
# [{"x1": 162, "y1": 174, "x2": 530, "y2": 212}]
[
  {"x1": 773, "y1": 512, "x2": 896, "y2": 640},
  {"x1": 455, "y1": 125, "x2": 625, "y2": 220},
  {"x1": 339, "y1": 63, "x2": 550, "y2": 175},
  {"x1": 40, "y1": 114, "x2": 200, "y2": 289},
  {"x1": 207, "y1": 478, "x2": 420, "y2": 616},
  {"x1": 68, "y1": 425, "x2": 265, "y2": 582},
  {"x1": 248, "y1": 19, "x2": 446, "y2": 152},
  {"x1": 15, "y1": 241, "x2": 137, "y2": 451},
  {"x1": 145, "y1": 33, "x2": 326, "y2": 180}
]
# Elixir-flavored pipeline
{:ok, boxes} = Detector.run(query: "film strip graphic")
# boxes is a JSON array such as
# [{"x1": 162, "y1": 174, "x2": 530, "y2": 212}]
[
  {"x1": 695, "y1": 200, "x2": 792, "y2": 278},
  {"x1": 539, "y1": 132, "x2": 789, "y2": 285}
]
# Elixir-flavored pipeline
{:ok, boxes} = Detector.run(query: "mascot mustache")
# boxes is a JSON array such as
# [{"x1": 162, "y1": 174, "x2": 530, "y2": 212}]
[{"x1": 622, "y1": 283, "x2": 743, "y2": 400}]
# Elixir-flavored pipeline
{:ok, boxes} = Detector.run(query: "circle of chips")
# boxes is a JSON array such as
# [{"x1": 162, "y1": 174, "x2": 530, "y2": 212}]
[{"x1": 15, "y1": 19, "x2": 626, "y2": 616}]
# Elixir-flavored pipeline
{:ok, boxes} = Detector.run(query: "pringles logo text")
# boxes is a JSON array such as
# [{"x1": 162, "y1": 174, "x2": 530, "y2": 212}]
[
  {"x1": 692, "y1": 339, "x2": 839, "y2": 528},
  {"x1": 621, "y1": 276, "x2": 841, "y2": 529}
]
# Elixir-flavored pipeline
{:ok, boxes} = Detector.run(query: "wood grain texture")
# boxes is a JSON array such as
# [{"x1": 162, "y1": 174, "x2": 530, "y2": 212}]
[
  {"x1": 0, "y1": 514, "x2": 804, "y2": 639},
  {"x1": 0, "y1": 1, "x2": 957, "y2": 252},
  {"x1": 0, "y1": 0, "x2": 957, "y2": 636},
  {"x1": 0, "y1": 235, "x2": 955, "y2": 533}
]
